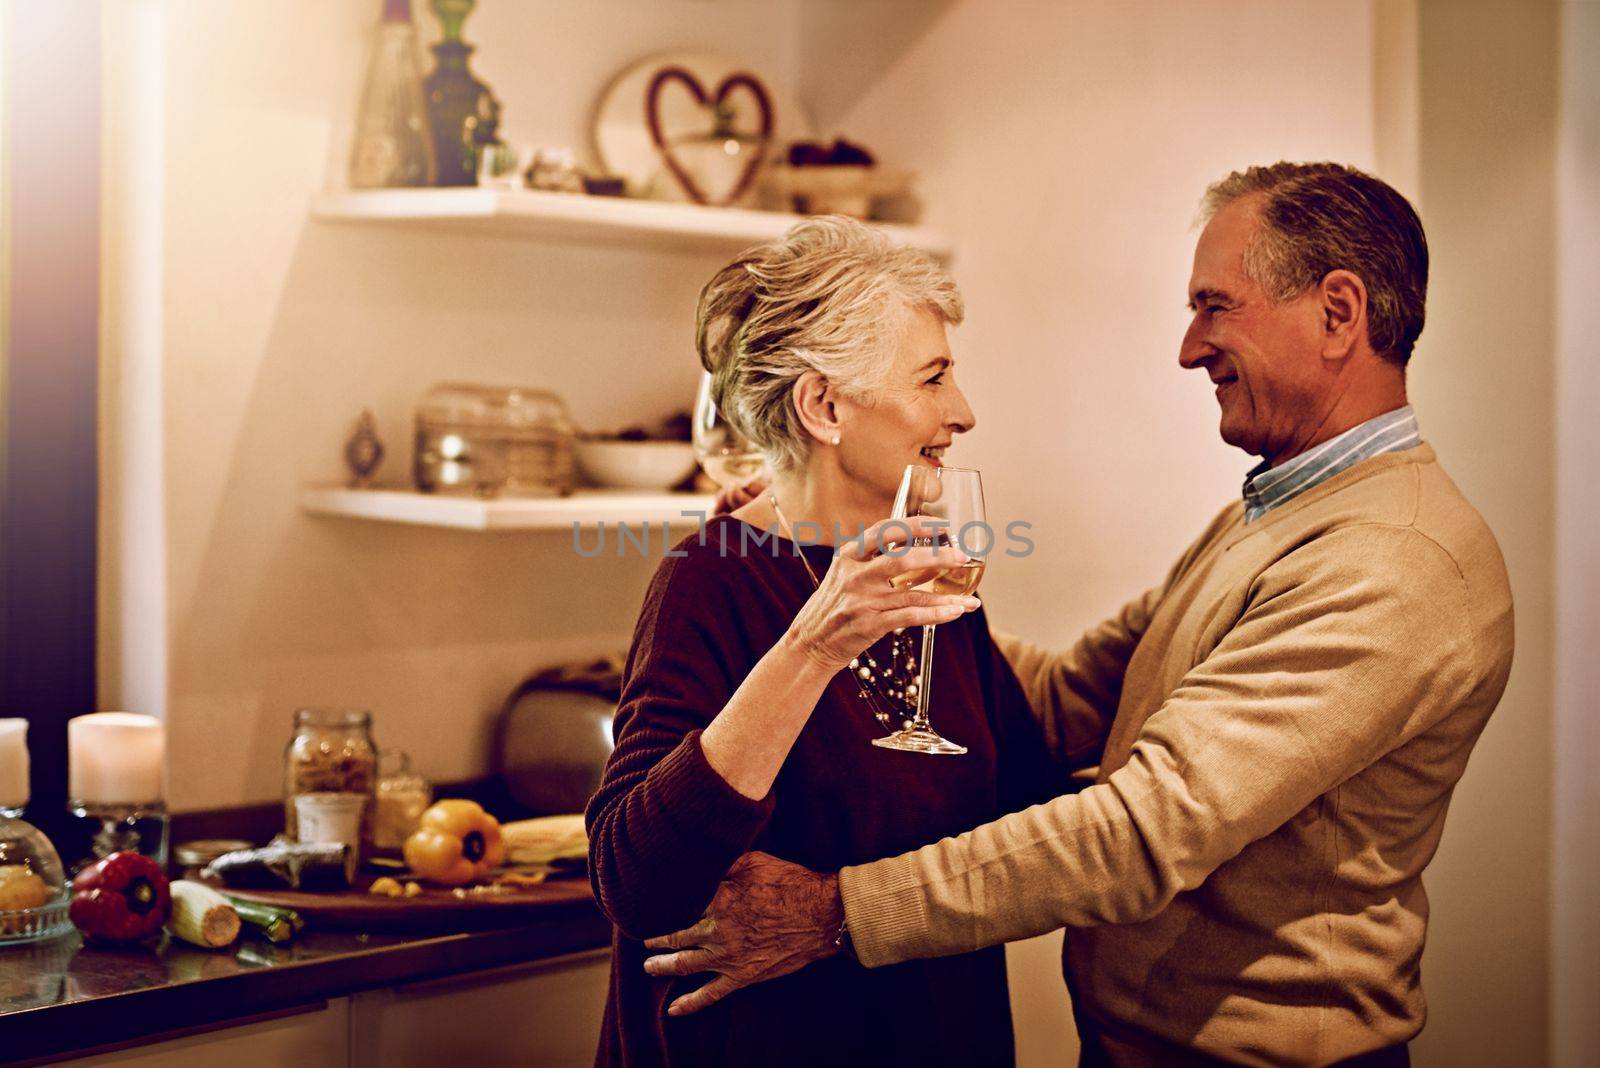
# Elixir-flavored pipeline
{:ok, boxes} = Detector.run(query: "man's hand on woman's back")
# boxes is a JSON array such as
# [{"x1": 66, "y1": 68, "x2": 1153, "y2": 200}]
[{"x1": 643, "y1": 851, "x2": 843, "y2": 1016}]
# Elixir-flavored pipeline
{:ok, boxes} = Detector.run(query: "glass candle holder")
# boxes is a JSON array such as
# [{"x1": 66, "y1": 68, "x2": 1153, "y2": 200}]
[
  {"x1": 66, "y1": 712, "x2": 168, "y2": 870},
  {"x1": 0, "y1": 718, "x2": 29, "y2": 818},
  {"x1": 66, "y1": 799, "x2": 170, "y2": 872}
]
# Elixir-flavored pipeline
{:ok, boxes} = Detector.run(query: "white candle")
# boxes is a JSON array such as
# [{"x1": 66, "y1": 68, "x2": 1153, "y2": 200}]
[
  {"x1": 0, "y1": 719, "x2": 27, "y2": 810},
  {"x1": 68, "y1": 712, "x2": 165, "y2": 806}
]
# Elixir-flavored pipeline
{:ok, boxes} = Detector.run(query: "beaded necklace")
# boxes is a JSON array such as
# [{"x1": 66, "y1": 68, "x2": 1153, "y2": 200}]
[{"x1": 767, "y1": 493, "x2": 919, "y2": 731}]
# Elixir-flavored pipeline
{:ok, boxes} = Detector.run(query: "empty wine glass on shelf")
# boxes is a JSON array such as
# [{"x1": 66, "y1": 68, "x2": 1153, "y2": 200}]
[
  {"x1": 876, "y1": 464, "x2": 986, "y2": 755},
  {"x1": 692, "y1": 372, "x2": 766, "y2": 489}
]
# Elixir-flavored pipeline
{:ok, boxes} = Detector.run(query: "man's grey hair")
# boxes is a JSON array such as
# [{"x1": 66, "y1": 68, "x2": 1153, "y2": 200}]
[
  {"x1": 695, "y1": 216, "x2": 963, "y2": 473},
  {"x1": 1201, "y1": 162, "x2": 1429, "y2": 366}
]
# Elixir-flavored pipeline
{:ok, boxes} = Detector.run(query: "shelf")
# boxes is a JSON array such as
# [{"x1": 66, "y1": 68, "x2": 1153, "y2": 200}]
[
  {"x1": 301, "y1": 485, "x2": 717, "y2": 532},
  {"x1": 310, "y1": 188, "x2": 951, "y2": 257}
]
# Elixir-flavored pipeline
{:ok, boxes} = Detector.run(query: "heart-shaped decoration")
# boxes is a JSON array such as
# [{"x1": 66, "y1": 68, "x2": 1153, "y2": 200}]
[{"x1": 645, "y1": 66, "x2": 774, "y2": 207}]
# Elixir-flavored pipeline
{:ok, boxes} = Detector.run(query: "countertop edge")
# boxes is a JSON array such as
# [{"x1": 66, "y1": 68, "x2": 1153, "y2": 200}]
[{"x1": 5, "y1": 901, "x2": 612, "y2": 1064}]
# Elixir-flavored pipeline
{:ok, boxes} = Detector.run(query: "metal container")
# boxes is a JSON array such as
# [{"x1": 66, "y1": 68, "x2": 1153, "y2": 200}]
[
  {"x1": 493, "y1": 657, "x2": 619, "y2": 816},
  {"x1": 413, "y1": 383, "x2": 576, "y2": 498},
  {"x1": 173, "y1": 838, "x2": 253, "y2": 880}
]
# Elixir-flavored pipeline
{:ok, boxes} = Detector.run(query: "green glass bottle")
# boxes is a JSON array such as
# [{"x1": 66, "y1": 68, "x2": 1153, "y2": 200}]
[{"x1": 422, "y1": 0, "x2": 503, "y2": 186}]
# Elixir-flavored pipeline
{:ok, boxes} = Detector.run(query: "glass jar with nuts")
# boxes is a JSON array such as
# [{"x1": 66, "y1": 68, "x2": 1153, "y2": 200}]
[{"x1": 284, "y1": 708, "x2": 377, "y2": 860}]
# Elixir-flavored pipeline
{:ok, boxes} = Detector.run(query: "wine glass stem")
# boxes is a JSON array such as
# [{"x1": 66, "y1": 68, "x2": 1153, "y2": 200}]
[{"x1": 913, "y1": 624, "x2": 937, "y2": 729}]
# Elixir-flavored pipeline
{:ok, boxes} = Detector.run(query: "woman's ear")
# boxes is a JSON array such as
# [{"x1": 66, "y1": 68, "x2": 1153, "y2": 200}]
[
  {"x1": 791, "y1": 370, "x2": 841, "y2": 447},
  {"x1": 1320, "y1": 269, "x2": 1368, "y2": 361}
]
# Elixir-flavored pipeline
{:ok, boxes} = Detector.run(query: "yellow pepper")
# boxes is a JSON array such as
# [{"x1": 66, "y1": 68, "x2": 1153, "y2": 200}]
[{"x1": 403, "y1": 799, "x2": 506, "y2": 886}]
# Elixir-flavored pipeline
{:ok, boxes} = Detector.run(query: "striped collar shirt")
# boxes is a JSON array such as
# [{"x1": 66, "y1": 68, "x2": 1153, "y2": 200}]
[{"x1": 1242, "y1": 406, "x2": 1422, "y2": 523}]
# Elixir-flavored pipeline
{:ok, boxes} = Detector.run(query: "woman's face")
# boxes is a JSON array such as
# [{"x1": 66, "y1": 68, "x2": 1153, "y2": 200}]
[{"x1": 833, "y1": 306, "x2": 976, "y2": 500}]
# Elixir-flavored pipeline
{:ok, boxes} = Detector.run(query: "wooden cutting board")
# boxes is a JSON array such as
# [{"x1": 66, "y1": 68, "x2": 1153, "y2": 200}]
[{"x1": 207, "y1": 873, "x2": 597, "y2": 932}]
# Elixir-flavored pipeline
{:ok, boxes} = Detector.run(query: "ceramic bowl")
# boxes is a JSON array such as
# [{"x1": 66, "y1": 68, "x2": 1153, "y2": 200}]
[{"x1": 574, "y1": 440, "x2": 698, "y2": 490}]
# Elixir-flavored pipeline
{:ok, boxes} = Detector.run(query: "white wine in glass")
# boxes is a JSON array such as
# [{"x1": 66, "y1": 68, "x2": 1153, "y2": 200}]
[
  {"x1": 891, "y1": 558, "x2": 986, "y2": 597},
  {"x1": 875, "y1": 464, "x2": 986, "y2": 756},
  {"x1": 692, "y1": 372, "x2": 766, "y2": 489}
]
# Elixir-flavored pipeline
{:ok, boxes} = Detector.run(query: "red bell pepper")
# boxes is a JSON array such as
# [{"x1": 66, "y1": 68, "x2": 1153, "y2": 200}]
[{"x1": 70, "y1": 852, "x2": 172, "y2": 944}]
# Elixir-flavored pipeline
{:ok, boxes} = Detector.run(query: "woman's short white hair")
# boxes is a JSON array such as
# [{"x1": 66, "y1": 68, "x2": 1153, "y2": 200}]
[{"x1": 695, "y1": 215, "x2": 964, "y2": 473}]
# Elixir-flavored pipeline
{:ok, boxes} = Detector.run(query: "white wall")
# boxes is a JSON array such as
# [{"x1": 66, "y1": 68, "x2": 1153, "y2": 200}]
[
  {"x1": 1552, "y1": 1, "x2": 1600, "y2": 1063},
  {"x1": 100, "y1": 0, "x2": 169, "y2": 736},
  {"x1": 1406, "y1": 2, "x2": 1557, "y2": 1062}
]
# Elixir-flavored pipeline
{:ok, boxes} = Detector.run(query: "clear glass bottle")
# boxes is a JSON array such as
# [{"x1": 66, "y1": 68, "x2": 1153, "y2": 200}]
[
  {"x1": 349, "y1": 0, "x2": 436, "y2": 189},
  {"x1": 283, "y1": 709, "x2": 378, "y2": 859}
]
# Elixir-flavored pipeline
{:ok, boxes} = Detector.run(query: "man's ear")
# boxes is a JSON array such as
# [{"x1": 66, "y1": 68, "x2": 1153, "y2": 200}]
[
  {"x1": 791, "y1": 370, "x2": 839, "y2": 446},
  {"x1": 1320, "y1": 269, "x2": 1368, "y2": 361}
]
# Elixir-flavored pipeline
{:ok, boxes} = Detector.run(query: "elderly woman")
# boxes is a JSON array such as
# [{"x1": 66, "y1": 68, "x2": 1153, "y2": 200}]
[{"x1": 585, "y1": 217, "x2": 1060, "y2": 1066}]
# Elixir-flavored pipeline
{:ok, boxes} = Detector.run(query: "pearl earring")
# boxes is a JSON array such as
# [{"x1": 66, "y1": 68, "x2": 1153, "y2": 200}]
[{"x1": 830, "y1": 434, "x2": 842, "y2": 446}]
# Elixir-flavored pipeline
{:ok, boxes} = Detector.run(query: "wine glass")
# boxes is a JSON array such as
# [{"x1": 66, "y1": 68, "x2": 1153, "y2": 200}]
[
  {"x1": 874, "y1": 465, "x2": 986, "y2": 755},
  {"x1": 692, "y1": 372, "x2": 766, "y2": 489}
]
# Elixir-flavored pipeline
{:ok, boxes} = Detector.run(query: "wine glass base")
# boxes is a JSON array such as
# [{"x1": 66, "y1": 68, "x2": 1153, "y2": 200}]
[{"x1": 872, "y1": 727, "x2": 968, "y2": 756}]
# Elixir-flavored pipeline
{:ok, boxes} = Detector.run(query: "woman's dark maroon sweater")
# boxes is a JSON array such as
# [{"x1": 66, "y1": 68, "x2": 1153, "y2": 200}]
[{"x1": 585, "y1": 516, "x2": 1063, "y2": 1066}]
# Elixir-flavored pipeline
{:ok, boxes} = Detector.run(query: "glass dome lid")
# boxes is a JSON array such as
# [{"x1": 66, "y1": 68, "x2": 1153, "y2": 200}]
[
  {"x1": 0, "y1": 815, "x2": 73, "y2": 944},
  {"x1": 416, "y1": 383, "x2": 575, "y2": 431}
]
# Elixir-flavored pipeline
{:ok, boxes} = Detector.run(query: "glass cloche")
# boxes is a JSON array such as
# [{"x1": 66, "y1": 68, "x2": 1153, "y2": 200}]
[{"x1": 0, "y1": 815, "x2": 73, "y2": 944}]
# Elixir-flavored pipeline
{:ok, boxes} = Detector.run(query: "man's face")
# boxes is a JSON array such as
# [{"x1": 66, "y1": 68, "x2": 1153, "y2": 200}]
[{"x1": 1179, "y1": 195, "x2": 1333, "y2": 465}]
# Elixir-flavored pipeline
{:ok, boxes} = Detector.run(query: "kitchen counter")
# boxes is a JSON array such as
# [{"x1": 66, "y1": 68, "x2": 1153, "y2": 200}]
[{"x1": 0, "y1": 881, "x2": 611, "y2": 1065}]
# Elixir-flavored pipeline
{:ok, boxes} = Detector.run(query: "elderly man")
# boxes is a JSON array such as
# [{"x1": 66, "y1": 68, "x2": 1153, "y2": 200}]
[{"x1": 643, "y1": 162, "x2": 1515, "y2": 1067}]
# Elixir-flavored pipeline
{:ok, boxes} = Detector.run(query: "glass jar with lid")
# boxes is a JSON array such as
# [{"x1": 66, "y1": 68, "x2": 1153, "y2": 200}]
[
  {"x1": 372, "y1": 749, "x2": 433, "y2": 858},
  {"x1": 284, "y1": 709, "x2": 378, "y2": 858},
  {"x1": 413, "y1": 383, "x2": 576, "y2": 498}
]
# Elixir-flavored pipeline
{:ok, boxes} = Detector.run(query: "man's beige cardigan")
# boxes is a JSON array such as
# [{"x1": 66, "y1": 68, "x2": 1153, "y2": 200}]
[{"x1": 839, "y1": 444, "x2": 1514, "y2": 1066}]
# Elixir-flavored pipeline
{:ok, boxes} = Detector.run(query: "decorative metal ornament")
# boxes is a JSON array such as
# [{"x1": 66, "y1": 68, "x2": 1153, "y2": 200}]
[
  {"x1": 345, "y1": 409, "x2": 386, "y2": 488},
  {"x1": 645, "y1": 66, "x2": 773, "y2": 206}
]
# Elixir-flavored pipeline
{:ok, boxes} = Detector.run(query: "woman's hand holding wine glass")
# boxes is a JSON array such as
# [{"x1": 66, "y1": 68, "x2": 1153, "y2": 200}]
[
  {"x1": 784, "y1": 516, "x2": 978, "y2": 674},
  {"x1": 873, "y1": 465, "x2": 987, "y2": 755}
]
